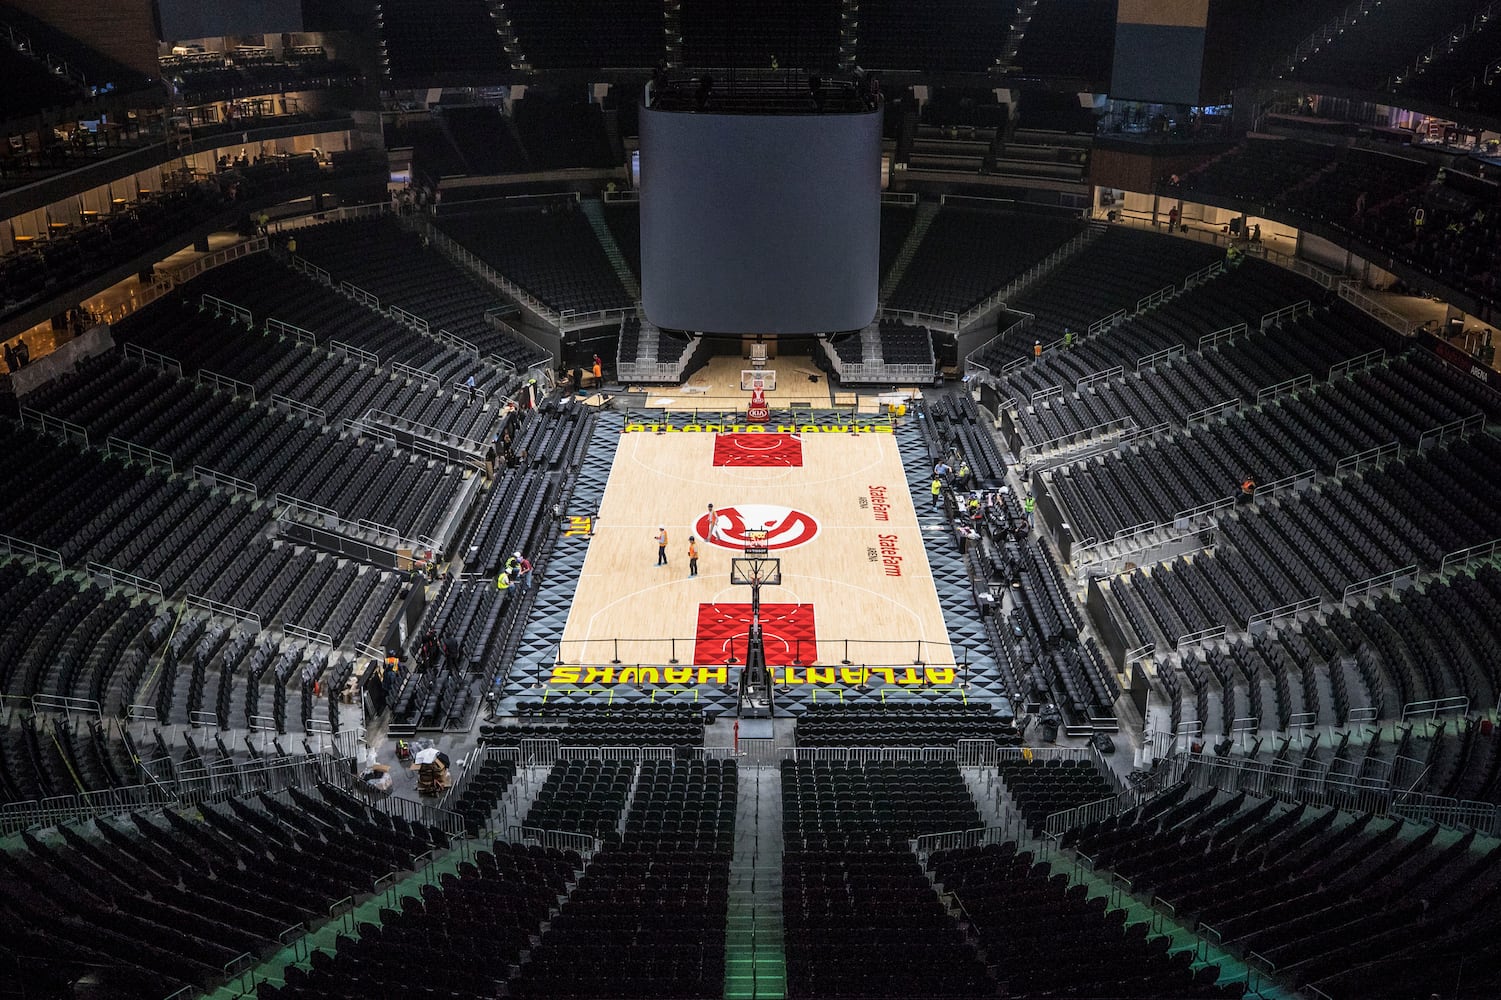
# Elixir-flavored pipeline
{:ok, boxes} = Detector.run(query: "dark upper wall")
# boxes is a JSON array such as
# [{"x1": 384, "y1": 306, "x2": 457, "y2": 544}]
[{"x1": 10, "y1": 0, "x2": 160, "y2": 80}]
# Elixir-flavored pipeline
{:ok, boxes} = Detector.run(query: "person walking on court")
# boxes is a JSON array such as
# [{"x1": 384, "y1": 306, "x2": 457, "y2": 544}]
[
  {"x1": 706, "y1": 503, "x2": 723, "y2": 542},
  {"x1": 656, "y1": 526, "x2": 669, "y2": 565},
  {"x1": 688, "y1": 536, "x2": 699, "y2": 577}
]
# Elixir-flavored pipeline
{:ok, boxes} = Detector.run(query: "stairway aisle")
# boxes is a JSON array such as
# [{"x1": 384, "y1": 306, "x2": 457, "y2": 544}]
[
  {"x1": 579, "y1": 198, "x2": 642, "y2": 300},
  {"x1": 879, "y1": 200, "x2": 940, "y2": 304},
  {"x1": 724, "y1": 764, "x2": 786, "y2": 999}
]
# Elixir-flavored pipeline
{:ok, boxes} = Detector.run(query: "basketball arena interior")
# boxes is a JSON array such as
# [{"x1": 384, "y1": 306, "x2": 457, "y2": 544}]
[{"x1": 4, "y1": 1, "x2": 1501, "y2": 997}]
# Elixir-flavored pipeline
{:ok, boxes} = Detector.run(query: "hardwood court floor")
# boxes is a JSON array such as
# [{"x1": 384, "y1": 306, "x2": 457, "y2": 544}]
[
  {"x1": 558, "y1": 427, "x2": 956, "y2": 671},
  {"x1": 632, "y1": 355, "x2": 920, "y2": 414}
]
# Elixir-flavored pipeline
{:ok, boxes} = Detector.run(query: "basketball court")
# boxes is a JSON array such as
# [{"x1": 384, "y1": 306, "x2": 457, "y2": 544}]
[
  {"x1": 548, "y1": 419, "x2": 963, "y2": 692},
  {"x1": 631, "y1": 356, "x2": 915, "y2": 415}
]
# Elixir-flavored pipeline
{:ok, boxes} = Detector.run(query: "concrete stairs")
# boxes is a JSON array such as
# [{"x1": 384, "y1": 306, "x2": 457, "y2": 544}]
[
  {"x1": 580, "y1": 198, "x2": 641, "y2": 301},
  {"x1": 879, "y1": 200, "x2": 939, "y2": 304},
  {"x1": 724, "y1": 765, "x2": 786, "y2": 999}
]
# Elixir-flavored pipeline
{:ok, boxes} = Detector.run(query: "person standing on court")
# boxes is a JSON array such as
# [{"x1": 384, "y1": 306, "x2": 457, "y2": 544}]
[
  {"x1": 706, "y1": 503, "x2": 723, "y2": 542},
  {"x1": 688, "y1": 536, "x2": 699, "y2": 577},
  {"x1": 656, "y1": 526, "x2": 668, "y2": 565}
]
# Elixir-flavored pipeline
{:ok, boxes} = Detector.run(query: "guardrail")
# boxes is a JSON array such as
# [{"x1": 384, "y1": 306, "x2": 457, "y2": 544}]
[
  {"x1": 1135, "y1": 283, "x2": 1175, "y2": 312},
  {"x1": 168, "y1": 236, "x2": 268, "y2": 287},
  {"x1": 779, "y1": 746, "x2": 959, "y2": 763},
  {"x1": 515, "y1": 827, "x2": 603, "y2": 856},
  {"x1": 269, "y1": 393, "x2": 327, "y2": 425},
  {"x1": 1088, "y1": 308, "x2": 1128, "y2": 338},
  {"x1": 361, "y1": 409, "x2": 487, "y2": 457},
  {"x1": 617, "y1": 358, "x2": 694, "y2": 382},
  {"x1": 433, "y1": 327, "x2": 478, "y2": 357},
  {"x1": 951, "y1": 228, "x2": 1096, "y2": 332},
  {"x1": 1259, "y1": 299, "x2": 1311, "y2": 331},
  {"x1": 1334, "y1": 440, "x2": 1401, "y2": 476},
  {"x1": 1247, "y1": 595, "x2": 1322, "y2": 633},
  {"x1": 0, "y1": 782, "x2": 178, "y2": 836},
  {"x1": 1183, "y1": 750, "x2": 1394, "y2": 818},
  {"x1": 123, "y1": 342, "x2": 184, "y2": 377},
  {"x1": 202, "y1": 293, "x2": 253, "y2": 326},
  {"x1": 1075, "y1": 366, "x2": 1124, "y2": 392},
  {"x1": 1388, "y1": 792, "x2": 1501, "y2": 837},
  {"x1": 389, "y1": 360, "x2": 440, "y2": 386},
  {"x1": 1074, "y1": 522, "x2": 1212, "y2": 572},
  {"x1": 276, "y1": 493, "x2": 436, "y2": 566},
  {"x1": 87, "y1": 561, "x2": 164, "y2": 597},
  {"x1": 1180, "y1": 259, "x2": 1225, "y2": 290},
  {"x1": 266, "y1": 317, "x2": 317, "y2": 348},
  {"x1": 288, "y1": 254, "x2": 332, "y2": 286},
  {"x1": 345, "y1": 415, "x2": 450, "y2": 462},
  {"x1": 1018, "y1": 416, "x2": 1136, "y2": 461},
  {"x1": 1254, "y1": 372, "x2": 1313, "y2": 405},
  {"x1": 389, "y1": 304, "x2": 429, "y2": 335},
  {"x1": 1135, "y1": 344, "x2": 1184, "y2": 372},
  {"x1": 1256, "y1": 468, "x2": 1315, "y2": 502},
  {"x1": 1171, "y1": 495, "x2": 1236, "y2": 525},
  {"x1": 1120, "y1": 420, "x2": 1174, "y2": 446},
  {"x1": 339, "y1": 280, "x2": 380, "y2": 310},
  {"x1": 879, "y1": 306, "x2": 960, "y2": 333},
  {"x1": 1439, "y1": 537, "x2": 1501, "y2": 576},
  {"x1": 196, "y1": 465, "x2": 261, "y2": 498},
  {"x1": 105, "y1": 436, "x2": 175, "y2": 475},
  {"x1": 559, "y1": 305, "x2": 636, "y2": 334},
  {"x1": 185, "y1": 593, "x2": 262, "y2": 629},
  {"x1": 424, "y1": 223, "x2": 564, "y2": 328},
  {"x1": 1402, "y1": 696, "x2": 1469, "y2": 721},
  {"x1": 1327, "y1": 348, "x2": 1387, "y2": 381},
  {"x1": 1337, "y1": 279, "x2": 1416, "y2": 335},
  {"x1": 0, "y1": 533, "x2": 66, "y2": 570},
  {"x1": 343, "y1": 416, "x2": 396, "y2": 448},
  {"x1": 283, "y1": 622, "x2": 333, "y2": 646},
  {"x1": 911, "y1": 826, "x2": 1010, "y2": 857},
  {"x1": 1185, "y1": 397, "x2": 1241, "y2": 427},
  {"x1": 197, "y1": 368, "x2": 255, "y2": 401},
  {"x1": 328, "y1": 340, "x2": 379, "y2": 366},
  {"x1": 19, "y1": 408, "x2": 89, "y2": 447},
  {"x1": 1342, "y1": 564, "x2": 1417, "y2": 603},
  {"x1": 1030, "y1": 384, "x2": 1064, "y2": 404},
  {"x1": 1198, "y1": 322, "x2": 1247, "y2": 351},
  {"x1": 1180, "y1": 624, "x2": 1229, "y2": 647},
  {"x1": 1417, "y1": 412, "x2": 1485, "y2": 451},
  {"x1": 832, "y1": 358, "x2": 936, "y2": 385}
]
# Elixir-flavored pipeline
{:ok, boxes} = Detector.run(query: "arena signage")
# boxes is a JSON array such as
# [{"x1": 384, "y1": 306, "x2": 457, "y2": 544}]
[{"x1": 547, "y1": 664, "x2": 960, "y2": 686}]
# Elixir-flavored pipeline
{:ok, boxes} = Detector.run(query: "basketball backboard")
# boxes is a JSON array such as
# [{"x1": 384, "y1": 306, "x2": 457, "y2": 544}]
[
  {"x1": 739, "y1": 369, "x2": 777, "y2": 391},
  {"x1": 731, "y1": 556, "x2": 781, "y2": 586}
]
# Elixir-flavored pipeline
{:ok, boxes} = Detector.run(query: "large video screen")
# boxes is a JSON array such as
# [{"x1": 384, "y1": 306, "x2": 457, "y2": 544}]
[{"x1": 639, "y1": 107, "x2": 882, "y2": 334}]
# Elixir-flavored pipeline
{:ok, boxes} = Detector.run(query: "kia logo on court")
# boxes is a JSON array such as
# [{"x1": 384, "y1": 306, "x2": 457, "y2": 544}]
[{"x1": 697, "y1": 504, "x2": 819, "y2": 551}]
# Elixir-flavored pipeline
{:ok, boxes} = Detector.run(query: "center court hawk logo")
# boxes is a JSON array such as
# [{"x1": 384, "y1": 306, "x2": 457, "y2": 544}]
[{"x1": 696, "y1": 504, "x2": 819, "y2": 551}]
